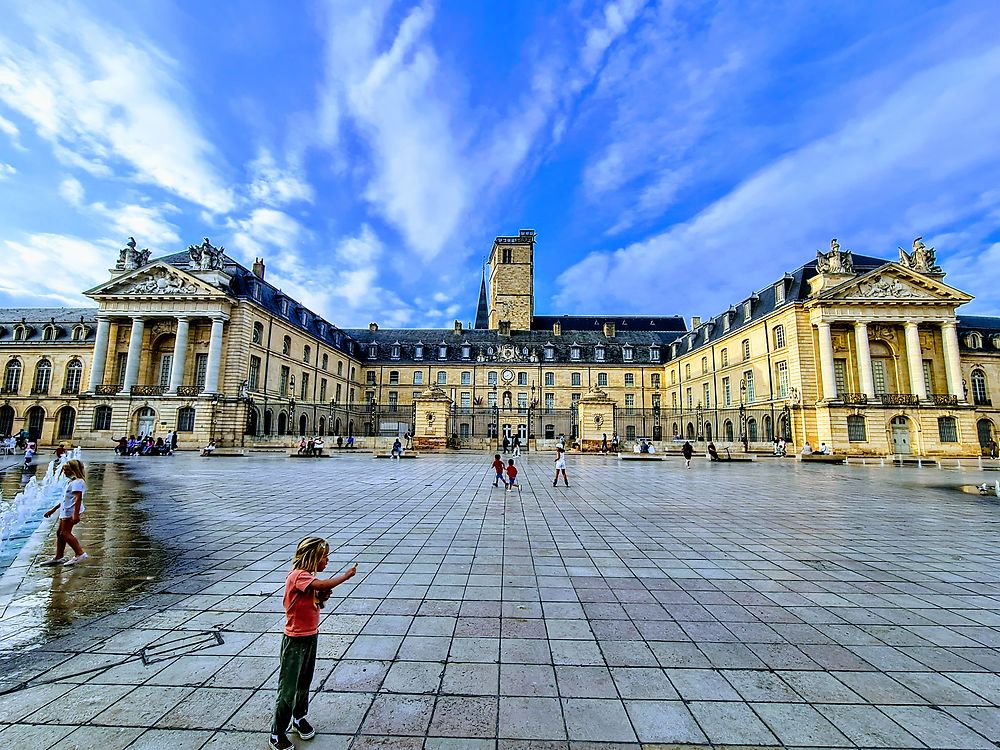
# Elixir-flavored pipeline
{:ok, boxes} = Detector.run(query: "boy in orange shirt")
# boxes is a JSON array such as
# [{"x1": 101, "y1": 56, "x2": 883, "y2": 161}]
[
  {"x1": 491, "y1": 453, "x2": 508, "y2": 489},
  {"x1": 506, "y1": 458, "x2": 519, "y2": 492},
  {"x1": 270, "y1": 538, "x2": 356, "y2": 750}
]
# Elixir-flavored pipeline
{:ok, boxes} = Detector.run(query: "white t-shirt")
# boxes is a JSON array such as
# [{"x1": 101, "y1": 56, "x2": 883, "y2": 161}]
[
  {"x1": 555, "y1": 453, "x2": 566, "y2": 469},
  {"x1": 60, "y1": 479, "x2": 86, "y2": 519}
]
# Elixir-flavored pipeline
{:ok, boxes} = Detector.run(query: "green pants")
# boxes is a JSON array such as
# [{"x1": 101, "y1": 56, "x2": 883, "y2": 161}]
[{"x1": 271, "y1": 634, "x2": 317, "y2": 736}]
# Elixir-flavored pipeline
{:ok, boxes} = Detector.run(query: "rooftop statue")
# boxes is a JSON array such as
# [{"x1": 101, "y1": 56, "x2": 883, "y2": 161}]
[
  {"x1": 188, "y1": 237, "x2": 225, "y2": 271},
  {"x1": 898, "y1": 236, "x2": 941, "y2": 274},
  {"x1": 816, "y1": 238, "x2": 854, "y2": 274},
  {"x1": 116, "y1": 236, "x2": 151, "y2": 270}
]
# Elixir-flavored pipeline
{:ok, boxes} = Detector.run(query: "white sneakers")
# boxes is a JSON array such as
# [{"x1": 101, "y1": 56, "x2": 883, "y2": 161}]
[{"x1": 63, "y1": 552, "x2": 89, "y2": 566}]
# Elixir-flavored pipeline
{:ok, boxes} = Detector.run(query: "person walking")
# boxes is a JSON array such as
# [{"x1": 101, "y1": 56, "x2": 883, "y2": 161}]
[
  {"x1": 553, "y1": 445, "x2": 569, "y2": 487},
  {"x1": 512, "y1": 436, "x2": 521, "y2": 460},
  {"x1": 502, "y1": 435, "x2": 510, "y2": 454},
  {"x1": 682, "y1": 440, "x2": 694, "y2": 468},
  {"x1": 601, "y1": 433, "x2": 608, "y2": 454},
  {"x1": 269, "y1": 538, "x2": 356, "y2": 750},
  {"x1": 40, "y1": 459, "x2": 88, "y2": 567},
  {"x1": 506, "y1": 458, "x2": 519, "y2": 492}
]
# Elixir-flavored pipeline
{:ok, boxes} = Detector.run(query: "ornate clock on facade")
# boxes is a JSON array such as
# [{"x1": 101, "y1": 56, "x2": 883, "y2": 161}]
[{"x1": 501, "y1": 369, "x2": 515, "y2": 384}]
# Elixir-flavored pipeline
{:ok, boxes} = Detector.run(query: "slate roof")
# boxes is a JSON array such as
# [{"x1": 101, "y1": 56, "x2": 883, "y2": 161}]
[
  {"x1": 957, "y1": 315, "x2": 1000, "y2": 354},
  {"x1": 0, "y1": 308, "x2": 97, "y2": 344},
  {"x1": 531, "y1": 315, "x2": 687, "y2": 332}
]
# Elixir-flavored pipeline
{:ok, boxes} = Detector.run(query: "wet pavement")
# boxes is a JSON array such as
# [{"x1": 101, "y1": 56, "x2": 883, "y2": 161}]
[{"x1": 2, "y1": 451, "x2": 1000, "y2": 749}]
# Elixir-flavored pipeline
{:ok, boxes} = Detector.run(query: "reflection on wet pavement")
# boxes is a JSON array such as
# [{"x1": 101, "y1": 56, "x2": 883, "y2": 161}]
[{"x1": 0, "y1": 458, "x2": 168, "y2": 653}]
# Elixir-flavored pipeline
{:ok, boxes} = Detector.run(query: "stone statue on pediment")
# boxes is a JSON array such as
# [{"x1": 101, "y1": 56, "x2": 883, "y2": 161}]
[
  {"x1": 816, "y1": 238, "x2": 854, "y2": 275},
  {"x1": 188, "y1": 237, "x2": 225, "y2": 271},
  {"x1": 116, "y1": 236, "x2": 151, "y2": 270},
  {"x1": 898, "y1": 236, "x2": 941, "y2": 274}
]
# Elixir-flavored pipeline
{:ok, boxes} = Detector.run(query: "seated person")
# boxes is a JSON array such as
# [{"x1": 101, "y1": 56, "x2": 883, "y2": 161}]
[
  {"x1": 639, "y1": 439, "x2": 649, "y2": 454},
  {"x1": 707, "y1": 441, "x2": 720, "y2": 461},
  {"x1": 314, "y1": 437, "x2": 325, "y2": 455},
  {"x1": 336, "y1": 436, "x2": 344, "y2": 449},
  {"x1": 155, "y1": 437, "x2": 166, "y2": 455},
  {"x1": 647, "y1": 442, "x2": 656, "y2": 454},
  {"x1": 346, "y1": 435, "x2": 355, "y2": 448},
  {"x1": 801, "y1": 441, "x2": 813, "y2": 455},
  {"x1": 201, "y1": 441, "x2": 217, "y2": 456},
  {"x1": 391, "y1": 438, "x2": 403, "y2": 458},
  {"x1": 819, "y1": 442, "x2": 832, "y2": 455},
  {"x1": 297, "y1": 437, "x2": 307, "y2": 455},
  {"x1": 633, "y1": 441, "x2": 642, "y2": 453},
  {"x1": 306, "y1": 437, "x2": 315, "y2": 456}
]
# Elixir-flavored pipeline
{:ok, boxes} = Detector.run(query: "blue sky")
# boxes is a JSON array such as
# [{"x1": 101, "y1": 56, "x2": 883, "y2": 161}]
[{"x1": 1, "y1": 0, "x2": 999, "y2": 327}]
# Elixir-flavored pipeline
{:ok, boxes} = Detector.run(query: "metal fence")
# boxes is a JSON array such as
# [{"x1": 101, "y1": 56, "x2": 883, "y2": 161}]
[
  {"x1": 662, "y1": 404, "x2": 790, "y2": 444},
  {"x1": 613, "y1": 408, "x2": 664, "y2": 442}
]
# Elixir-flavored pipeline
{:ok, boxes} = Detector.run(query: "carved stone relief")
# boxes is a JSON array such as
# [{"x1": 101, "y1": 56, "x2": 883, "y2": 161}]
[
  {"x1": 854, "y1": 275, "x2": 926, "y2": 299},
  {"x1": 121, "y1": 268, "x2": 200, "y2": 296}
]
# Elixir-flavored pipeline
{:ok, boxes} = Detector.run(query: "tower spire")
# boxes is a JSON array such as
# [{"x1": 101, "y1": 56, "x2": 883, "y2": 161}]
[{"x1": 474, "y1": 265, "x2": 489, "y2": 329}]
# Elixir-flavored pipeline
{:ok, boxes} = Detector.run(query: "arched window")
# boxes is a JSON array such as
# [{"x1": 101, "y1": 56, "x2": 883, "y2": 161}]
[
  {"x1": 64, "y1": 359, "x2": 83, "y2": 394},
  {"x1": 686, "y1": 423, "x2": 695, "y2": 439},
  {"x1": 724, "y1": 419, "x2": 734, "y2": 442},
  {"x1": 57, "y1": 407, "x2": 76, "y2": 440},
  {"x1": 252, "y1": 322, "x2": 264, "y2": 345},
  {"x1": 0, "y1": 404, "x2": 15, "y2": 435},
  {"x1": 742, "y1": 339, "x2": 751, "y2": 360},
  {"x1": 26, "y1": 405, "x2": 45, "y2": 440},
  {"x1": 972, "y1": 369, "x2": 990, "y2": 405},
  {"x1": 177, "y1": 407, "x2": 196, "y2": 432},
  {"x1": 967, "y1": 332, "x2": 983, "y2": 349},
  {"x1": 73, "y1": 325, "x2": 86, "y2": 342},
  {"x1": 13, "y1": 325, "x2": 26, "y2": 341},
  {"x1": 282, "y1": 335, "x2": 291, "y2": 355},
  {"x1": 43, "y1": 325, "x2": 57, "y2": 341},
  {"x1": 264, "y1": 409, "x2": 273, "y2": 435},
  {"x1": 321, "y1": 353, "x2": 329, "y2": 370},
  {"x1": 938, "y1": 416, "x2": 958, "y2": 442},
  {"x1": 33, "y1": 359, "x2": 52, "y2": 394},
  {"x1": 303, "y1": 345, "x2": 311, "y2": 363},
  {"x1": 413, "y1": 371, "x2": 424, "y2": 385},
  {"x1": 245, "y1": 407, "x2": 259, "y2": 435},
  {"x1": 705, "y1": 422, "x2": 712, "y2": 441},
  {"x1": 437, "y1": 371, "x2": 447, "y2": 385},
  {"x1": 763, "y1": 415, "x2": 773, "y2": 441},
  {"x1": 318, "y1": 416, "x2": 325, "y2": 436},
  {"x1": 299, "y1": 414, "x2": 308, "y2": 436},
  {"x1": 847, "y1": 415, "x2": 867, "y2": 442},
  {"x1": 773, "y1": 325, "x2": 786, "y2": 349},
  {"x1": 3, "y1": 359, "x2": 22, "y2": 393},
  {"x1": 748, "y1": 418, "x2": 758, "y2": 442},
  {"x1": 93, "y1": 406, "x2": 113, "y2": 431},
  {"x1": 701, "y1": 356, "x2": 708, "y2": 374}
]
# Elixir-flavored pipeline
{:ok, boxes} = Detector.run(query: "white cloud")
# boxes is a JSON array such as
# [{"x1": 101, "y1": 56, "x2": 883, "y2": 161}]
[
  {"x1": 58, "y1": 176, "x2": 84, "y2": 206},
  {"x1": 0, "y1": 5, "x2": 234, "y2": 212},
  {"x1": 0, "y1": 112, "x2": 21, "y2": 148},
  {"x1": 554, "y1": 45, "x2": 1000, "y2": 318},
  {"x1": 0, "y1": 233, "x2": 110, "y2": 305},
  {"x1": 89, "y1": 201, "x2": 181, "y2": 247},
  {"x1": 247, "y1": 149, "x2": 314, "y2": 207},
  {"x1": 0, "y1": 162, "x2": 14, "y2": 179}
]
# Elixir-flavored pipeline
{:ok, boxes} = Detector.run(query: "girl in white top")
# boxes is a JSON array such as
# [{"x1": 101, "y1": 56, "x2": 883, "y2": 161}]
[
  {"x1": 41, "y1": 459, "x2": 88, "y2": 566},
  {"x1": 553, "y1": 446, "x2": 569, "y2": 487}
]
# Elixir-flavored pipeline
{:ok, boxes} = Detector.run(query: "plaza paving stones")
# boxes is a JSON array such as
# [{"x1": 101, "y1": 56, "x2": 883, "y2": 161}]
[{"x1": 4, "y1": 451, "x2": 1000, "y2": 748}]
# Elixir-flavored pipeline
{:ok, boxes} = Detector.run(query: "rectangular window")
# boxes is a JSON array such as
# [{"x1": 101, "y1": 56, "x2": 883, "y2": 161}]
[
  {"x1": 938, "y1": 417, "x2": 958, "y2": 442},
  {"x1": 571, "y1": 393, "x2": 581, "y2": 406},
  {"x1": 624, "y1": 394, "x2": 635, "y2": 413},
  {"x1": 487, "y1": 391, "x2": 497, "y2": 408},
  {"x1": 545, "y1": 393, "x2": 555, "y2": 411},
  {"x1": 366, "y1": 371, "x2": 376, "y2": 385},
  {"x1": 389, "y1": 371, "x2": 400, "y2": 385},
  {"x1": 194, "y1": 354, "x2": 208, "y2": 390},
  {"x1": 414, "y1": 345, "x2": 423, "y2": 360},
  {"x1": 388, "y1": 391, "x2": 398, "y2": 412},
  {"x1": 651, "y1": 393, "x2": 660, "y2": 409},
  {"x1": 571, "y1": 372, "x2": 581, "y2": 387},
  {"x1": 279, "y1": 365, "x2": 289, "y2": 397},
  {"x1": 320, "y1": 378, "x2": 327, "y2": 402},
  {"x1": 743, "y1": 301, "x2": 752, "y2": 320},
  {"x1": 116, "y1": 353, "x2": 128, "y2": 387},
  {"x1": 300, "y1": 372, "x2": 309, "y2": 401},
  {"x1": 518, "y1": 372, "x2": 528, "y2": 386},
  {"x1": 684, "y1": 364, "x2": 691, "y2": 380},
  {"x1": 545, "y1": 372, "x2": 554, "y2": 386},
  {"x1": 570, "y1": 346, "x2": 580, "y2": 360},
  {"x1": 704, "y1": 383, "x2": 711, "y2": 408},
  {"x1": 834, "y1": 359, "x2": 847, "y2": 396},
  {"x1": 722, "y1": 377, "x2": 731, "y2": 406},
  {"x1": 460, "y1": 392, "x2": 471, "y2": 408},
  {"x1": 488, "y1": 371, "x2": 498, "y2": 386},
  {"x1": 461, "y1": 371, "x2": 472, "y2": 385},
  {"x1": 437, "y1": 371, "x2": 447, "y2": 385},
  {"x1": 672, "y1": 392, "x2": 678, "y2": 412},
  {"x1": 413, "y1": 371, "x2": 424, "y2": 385},
  {"x1": 157, "y1": 354, "x2": 172, "y2": 389},
  {"x1": 249, "y1": 356, "x2": 261, "y2": 391},
  {"x1": 686, "y1": 387, "x2": 692, "y2": 409},
  {"x1": 872, "y1": 360, "x2": 887, "y2": 395},
  {"x1": 597, "y1": 373, "x2": 608, "y2": 387},
  {"x1": 923, "y1": 360, "x2": 934, "y2": 394},
  {"x1": 775, "y1": 283, "x2": 785, "y2": 305},
  {"x1": 335, "y1": 383, "x2": 342, "y2": 402},
  {"x1": 721, "y1": 348, "x2": 729, "y2": 367},
  {"x1": 651, "y1": 373, "x2": 661, "y2": 388},
  {"x1": 776, "y1": 361, "x2": 788, "y2": 398},
  {"x1": 650, "y1": 347, "x2": 660, "y2": 362},
  {"x1": 742, "y1": 340, "x2": 751, "y2": 360},
  {"x1": 624, "y1": 373, "x2": 635, "y2": 387},
  {"x1": 623, "y1": 348, "x2": 633, "y2": 361},
  {"x1": 518, "y1": 393, "x2": 528, "y2": 412},
  {"x1": 847, "y1": 415, "x2": 867, "y2": 442},
  {"x1": 745, "y1": 370, "x2": 755, "y2": 402}
]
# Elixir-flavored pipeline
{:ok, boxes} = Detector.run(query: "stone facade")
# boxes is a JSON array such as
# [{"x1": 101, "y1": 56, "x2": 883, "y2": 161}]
[{"x1": 3, "y1": 232, "x2": 1000, "y2": 457}]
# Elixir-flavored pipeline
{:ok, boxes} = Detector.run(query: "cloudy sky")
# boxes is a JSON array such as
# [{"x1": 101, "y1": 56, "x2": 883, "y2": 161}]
[{"x1": 1, "y1": 0, "x2": 999, "y2": 327}]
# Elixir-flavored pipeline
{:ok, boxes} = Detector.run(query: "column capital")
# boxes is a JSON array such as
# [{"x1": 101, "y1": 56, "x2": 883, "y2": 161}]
[{"x1": 941, "y1": 320, "x2": 958, "y2": 330}]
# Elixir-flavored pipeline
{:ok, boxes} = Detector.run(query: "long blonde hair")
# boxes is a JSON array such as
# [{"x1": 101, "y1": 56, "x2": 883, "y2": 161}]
[
  {"x1": 62, "y1": 459, "x2": 86, "y2": 482},
  {"x1": 292, "y1": 536, "x2": 329, "y2": 573}
]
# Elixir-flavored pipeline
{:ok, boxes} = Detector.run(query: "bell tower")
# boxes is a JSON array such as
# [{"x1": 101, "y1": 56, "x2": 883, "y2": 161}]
[{"x1": 488, "y1": 229, "x2": 535, "y2": 331}]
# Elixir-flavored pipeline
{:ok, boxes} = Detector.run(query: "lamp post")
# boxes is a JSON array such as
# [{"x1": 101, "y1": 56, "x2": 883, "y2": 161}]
[
  {"x1": 491, "y1": 383, "x2": 499, "y2": 450},
  {"x1": 288, "y1": 397, "x2": 296, "y2": 437},
  {"x1": 239, "y1": 379, "x2": 253, "y2": 448},
  {"x1": 781, "y1": 403, "x2": 791, "y2": 443},
  {"x1": 696, "y1": 403, "x2": 703, "y2": 442},
  {"x1": 739, "y1": 378, "x2": 748, "y2": 447},
  {"x1": 210, "y1": 393, "x2": 220, "y2": 445}
]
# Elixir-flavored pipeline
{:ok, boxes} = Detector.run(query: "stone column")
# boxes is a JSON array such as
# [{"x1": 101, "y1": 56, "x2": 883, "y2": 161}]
[
  {"x1": 87, "y1": 316, "x2": 111, "y2": 392},
  {"x1": 817, "y1": 321, "x2": 837, "y2": 400},
  {"x1": 904, "y1": 321, "x2": 927, "y2": 400},
  {"x1": 201, "y1": 317, "x2": 226, "y2": 395},
  {"x1": 854, "y1": 321, "x2": 875, "y2": 400},
  {"x1": 941, "y1": 321, "x2": 964, "y2": 399},
  {"x1": 576, "y1": 387, "x2": 617, "y2": 451},
  {"x1": 167, "y1": 317, "x2": 190, "y2": 394},
  {"x1": 412, "y1": 386, "x2": 454, "y2": 451},
  {"x1": 120, "y1": 317, "x2": 146, "y2": 393}
]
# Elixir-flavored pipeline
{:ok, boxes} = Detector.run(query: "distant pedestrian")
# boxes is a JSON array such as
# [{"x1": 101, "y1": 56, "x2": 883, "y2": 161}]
[
  {"x1": 491, "y1": 453, "x2": 508, "y2": 489},
  {"x1": 41, "y1": 459, "x2": 88, "y2": 567},
  {"x1": 23, "y1": 442, "x2": 35, "y2": 469},
  {"x1": 610, "y1": 432, "x2": 619, "y2": 452},
  {"x1": 512, "y1": 436, "x2": 521, "y2": 459},
  {"x1": 502, "y1": 435, "x2": 510, "y2": 454},
  {"x1": 269, "y1": 537, "x2": 356, "y2": 750},
  {"x1": 506, "y1": 458, "x2": 519, "y2": 491},
  {"x1": 682, "y1": 441, "x2": 694, "y2": 468},
  {"x1": 601, "y1": 433, "x2": 608, "y2": 453},
  {"x1": 553, "y1": 446, "x2": 569, "y2": 487}
]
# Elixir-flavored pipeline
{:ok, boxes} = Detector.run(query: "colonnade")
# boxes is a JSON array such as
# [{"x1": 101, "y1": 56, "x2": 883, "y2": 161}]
[
  {"x1": 816, "y1": 319, "x2": 964, "y2": 401},
  {"x1": 85, "y1": 314, "x2": 228, "y2": 395}
]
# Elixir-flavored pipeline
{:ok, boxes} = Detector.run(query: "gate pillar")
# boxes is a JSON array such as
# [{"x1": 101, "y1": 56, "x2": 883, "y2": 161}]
[
  {"x1": 413, "y1": 385, "x2": 454, "y2": 451},
  {"x1": 577, "y1": 386, "x2": 616, "y2": 452}
]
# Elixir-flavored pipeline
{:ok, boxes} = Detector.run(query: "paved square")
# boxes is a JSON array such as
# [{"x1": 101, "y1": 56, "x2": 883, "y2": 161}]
[{"x1": 3, "y1": 451, "x2": 1000, "y2": 748}]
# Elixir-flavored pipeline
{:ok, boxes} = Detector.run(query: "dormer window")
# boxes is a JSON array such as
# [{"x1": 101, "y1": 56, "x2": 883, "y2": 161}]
[
  {"x1": 461, "y1": 343, "x2": 471, "y2": 359},
  {"x1": 595, "y1": 345, "x2": 605, "y2": 362},
  {"x1": 414, "y1": 343, "x2": 424, "y2": 360},
  {"x1": 775, "y1": 283, "x2": 785, "y2": 305},
  {"x1": 570, "y1": 345, "x2": 580, "y2": 360},
  {"x1": 251, "y1": 282, "x2": 261, "y2": 301},
  {"x1": 299, "y1": 310, "x2": 309, "y2": 327},
  {"x1": 967, "y1": 332, "x2": 983, "y2": 349},
  {"x1": 72, "y1": 325, "x2": 87, "y2": 342},
  {"x1": 544, "y1": 345, "x2": 554, "y2": 361},
  {"x1": 649, "y1": 346, "x2": 660, "y2": 362},
  {"x1": 391, "y1": 343, "x2": 401, "y2": 359},
  {"x1": 438, "y1": 344, "x2": 448, "y2": 359},
  {"x1": 13, "y1": 325, "x2": 26, "y2": 341},
  {"x1": 723, "y1": 313, "x2": 731, "y2": 332},
  {"x1": 743, "y1": 301, "x2": 752, "y2": 321},
  {"x1": 368, "y1": 343, "x2": 377, "y2": 358},
  {"x1": 622, "y1": 345, "x2": 633, "y2": 362},
  {"x1": 43, "y1": 325, "x2": 57, "y2": 341},
  {"x1": 280, "y1": 299, "x2": 289, "y2": 316}
]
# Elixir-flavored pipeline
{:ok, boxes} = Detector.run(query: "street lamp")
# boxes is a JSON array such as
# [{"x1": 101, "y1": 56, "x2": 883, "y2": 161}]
[
  {"x1": 288, "y1": 397, "x2": 296, "y2": 437},
  {"x1": 239, "y1": 379, "x2": 254, "y2": 448},
  {"x1": 739, "y1": 378, "x2": 748, "y2": 446},
  {"x1": 210, "y1": 392, "x2": 220, "y2": 444},
  {"x1": 696, "y1": 403, "x2": 703, "y2": 442},
  {"x1": 781, "y1": 403, "x2": 791, "y2": 443},
  {"x1": 528, "y1": 382, "x2": 538, "y2": 451},
  {"x1": 491, "y1": 384, "x2": 499, "y2": 449}
]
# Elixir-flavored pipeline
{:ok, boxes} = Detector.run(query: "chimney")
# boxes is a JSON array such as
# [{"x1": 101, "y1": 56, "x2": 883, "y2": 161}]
[
  {"x1": 369, "y1": 322, "x2": 379, "y2": 331},
  {"x1": 553, "y1": 321, "x2": 562, "y2": 336},
  {"x1": 454, "y1": 320, "x2": 463, "y2": 334},
  {"x1": 252, "y1": 257, "x2": 266, "y2": 280},
  {"x1": 691, "y1": 316, "x2": 701, "y2": 329},
  {"x1": 603, "y1": 321, "x2": 616, "y2": 338},
  {"x1": 499, "y1": 321, "x2": 511, "y2": 336}
]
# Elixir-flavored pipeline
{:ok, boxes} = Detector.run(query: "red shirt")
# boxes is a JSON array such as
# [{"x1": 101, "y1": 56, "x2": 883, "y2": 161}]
[
  {"x1": 492, "y1": 459, "x2": 504, "y2": 473},
  {"x1": 506, "y1": 465, "x2": 518, "y2": 480},
  {"x1": 283, "y1": 569, "x2": 320, "y2": 637}
]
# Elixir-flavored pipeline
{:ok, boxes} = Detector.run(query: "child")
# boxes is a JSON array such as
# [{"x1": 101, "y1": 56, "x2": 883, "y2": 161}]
[
  {"x1": 40, "y1": 459, "x2": 88, "y2": 567},
  {"x1": 553, "y1": 446, "x2": 569, "y2": 487},
  {"x1": 270, "y1": 537, "x2": 357, "y2": 750},
  {"x1": 491, "y1": 453, "x2": 508, "y2": 488},
  {"x1": 23, "y1": 441, "x2": 35, "y2": 469},
  {"x1": 506, "y1": 458, "x2": 519, "y2": 491}
]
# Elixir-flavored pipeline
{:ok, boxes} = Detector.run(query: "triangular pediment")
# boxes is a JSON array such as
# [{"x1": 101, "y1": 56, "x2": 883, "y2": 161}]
[
  {"x1": 84, "y1": 262, "x2": 227, "y2": 299},
  {"x1": 817, "y1": 263, "x2": 972, "y2": 304}
]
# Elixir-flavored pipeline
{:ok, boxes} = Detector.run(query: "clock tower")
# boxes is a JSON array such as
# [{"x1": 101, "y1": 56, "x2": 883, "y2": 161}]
[{"x1": 488, "y1": 229, "x2": 535, "y2": 331}]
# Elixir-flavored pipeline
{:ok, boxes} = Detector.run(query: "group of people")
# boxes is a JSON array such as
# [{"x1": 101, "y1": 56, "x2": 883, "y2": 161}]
[
  {"x1": 800, "y1": 441, "x2": 832, "y2": 455},
  {"x1": 599, "y1": 433, "x2": 621, "y2": 453},
  {"x1": 297, "y1": 436, "x2": 326, "y2": 456},
  {"x1": 499, "y1": 434, "x2": 523, "y2": 456},
  {"x1": 113, "y1": 433, "x2": 176, "y2": 456}
]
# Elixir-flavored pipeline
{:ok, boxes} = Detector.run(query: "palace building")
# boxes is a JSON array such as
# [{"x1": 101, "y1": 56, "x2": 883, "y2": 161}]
[{"x1": 1, "y1": 230, "x2": 999, "y2": 457}]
